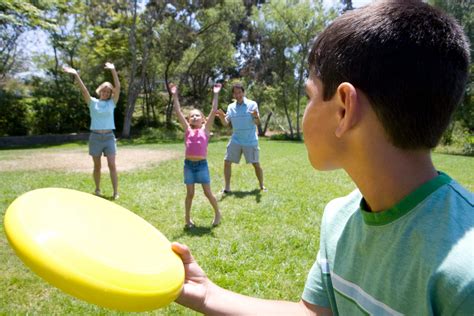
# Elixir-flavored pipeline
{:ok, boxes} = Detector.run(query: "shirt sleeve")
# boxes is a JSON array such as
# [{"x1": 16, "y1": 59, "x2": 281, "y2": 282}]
[
  {"x1": 251, "y1": 101, "x2": 259, "y2": 114},
  {"x1": 302, "y1": 251, "x2": 331, "y2": 308},
  {"x1": 89, "y1": 97, "x2": 98, "y2": 109},
  {"x1": 226, "y1": 104, "x2": 233, "y2": 121}
]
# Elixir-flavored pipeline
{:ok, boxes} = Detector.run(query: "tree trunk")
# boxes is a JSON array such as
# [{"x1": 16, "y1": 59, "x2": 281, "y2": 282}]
[
  {"x1": 295, "y1": 54, "x2": 306, "y2": 140},
  {"x1": 121, "y1": 0, "x2": 139, "y2": 138},
  {"x1": 262, "y1": 111, "x2": 273, "y2": 135},
  {"x1": 122, "y1": 0, "x2": 155, "y2": 137}
]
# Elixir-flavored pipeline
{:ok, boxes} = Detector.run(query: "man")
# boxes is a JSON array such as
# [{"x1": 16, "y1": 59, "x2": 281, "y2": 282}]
[{"x1": 217, "y1": 83, "x2": 266, "y2": 193}]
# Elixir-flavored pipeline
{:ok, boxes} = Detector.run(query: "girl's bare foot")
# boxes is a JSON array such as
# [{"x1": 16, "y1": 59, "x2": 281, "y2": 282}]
[{"x1": 212, "y1": 211, "x2": 221, "y2": 227}]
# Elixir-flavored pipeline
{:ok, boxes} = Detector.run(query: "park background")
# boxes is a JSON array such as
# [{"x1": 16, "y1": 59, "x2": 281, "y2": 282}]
[
  {"x1": 1, "y1": 0, "x2": 473, "y2": 315},
  {"x1": 0, "y1": 0, "x2": 472, "y2": 152}
]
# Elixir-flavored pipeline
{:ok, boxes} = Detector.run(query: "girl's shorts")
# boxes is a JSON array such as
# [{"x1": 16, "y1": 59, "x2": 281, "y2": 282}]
[
  {"x1": 184, "y1": 159, "x2": 210, "y2": 184},
  {"x1": 89, "y1": 132, "x2": 117, "y2": 157}
]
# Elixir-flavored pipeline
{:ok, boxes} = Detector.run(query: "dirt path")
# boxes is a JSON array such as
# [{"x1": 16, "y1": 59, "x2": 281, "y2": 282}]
[{"x1": 0, "y1": 148, "x2": 181, "y2": 173}]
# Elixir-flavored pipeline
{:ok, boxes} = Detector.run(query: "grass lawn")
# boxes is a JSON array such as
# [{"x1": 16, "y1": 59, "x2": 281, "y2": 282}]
[{"x1": 0, "y1": 138, "x2": 472, "y2": 315}]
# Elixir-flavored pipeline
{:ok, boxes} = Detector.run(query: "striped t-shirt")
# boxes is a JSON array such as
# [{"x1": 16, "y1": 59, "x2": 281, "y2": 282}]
[{"x1": 303, "y1": 172, "x2": 474, "y2": 315}]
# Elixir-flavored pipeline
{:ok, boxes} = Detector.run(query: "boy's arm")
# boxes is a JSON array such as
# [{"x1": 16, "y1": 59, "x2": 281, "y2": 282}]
[
  {"x1": 204, "y1": 84, "x2": 221, "y2": 133},
  {"x1": 105, "y1": 62, "x2": 121, "y2": 104},
  {"x1": 170, "y1": 85, "x2": 189, "y2": 129},
  {"x1": 172, "y1": 242, "x2": 332, "y2": 316},
  {"x1": 63, "y1": 66, "x2": 91, "y2": 104}
]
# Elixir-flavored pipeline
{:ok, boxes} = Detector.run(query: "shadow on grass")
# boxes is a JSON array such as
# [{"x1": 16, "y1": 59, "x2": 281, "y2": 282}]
[
  {"x1": 172, "y1": 225, "x2": 216, "y2": 238},
  {"x1": 219, "y1": 189, "x2": 262, "y2": 203}
]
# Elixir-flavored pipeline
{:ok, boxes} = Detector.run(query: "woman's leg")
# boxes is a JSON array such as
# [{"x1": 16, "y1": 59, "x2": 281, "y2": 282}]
[
  {"x1": 106, "y1": 154, "x2": 118, "y2": 198},
  {"x1": 185, "y1": 184, "x2": 195, "y2": 226},
  {"x1": 92, "y1": 156, "x2": 102, "y2": 194},
  {"x1": 202, "y1": 184, "x2": 221, "y2": 226}
]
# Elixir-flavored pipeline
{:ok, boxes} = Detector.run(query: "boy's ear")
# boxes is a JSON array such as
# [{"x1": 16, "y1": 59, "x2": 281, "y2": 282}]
[{"x1": 334, "y1": 82, "x2": 360, "y2": 138}]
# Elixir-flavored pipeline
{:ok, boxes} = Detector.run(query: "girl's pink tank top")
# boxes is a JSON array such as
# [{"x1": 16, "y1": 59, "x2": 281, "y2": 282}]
[{"x1": 185, "y1": 128, "x2": 209, "y2": 158}]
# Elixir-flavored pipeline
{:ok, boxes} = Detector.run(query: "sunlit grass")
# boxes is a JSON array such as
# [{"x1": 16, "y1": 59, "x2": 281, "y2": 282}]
[{"x1": 0, "y1": 139, "x2": 472, "y2": 315}]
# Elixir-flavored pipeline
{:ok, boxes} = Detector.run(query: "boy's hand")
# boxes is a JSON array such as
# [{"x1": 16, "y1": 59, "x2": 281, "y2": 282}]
[
  {"x1": 251, "y1": 110, "x2": 259, "y2": 118},
  {"x1": 104, "y1": 62, "x2": 115, "y2": 70},
  {"x1": 62, "y1": 66, "x2": 77, "y2": 75},
  {"x1": 171, "y1": 242, "x2": 209, "y2": 309},
  {"x1": 213, "y1": 83, "x2": 222, "y2": 94},
  {"x1": 169, "y1": 84, "x2": 177, "y2": 95}
]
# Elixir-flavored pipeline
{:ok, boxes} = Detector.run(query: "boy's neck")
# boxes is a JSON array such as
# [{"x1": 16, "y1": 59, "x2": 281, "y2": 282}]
[{"x1": 346, "y1": 146, "x2": 437, "y2": 213}]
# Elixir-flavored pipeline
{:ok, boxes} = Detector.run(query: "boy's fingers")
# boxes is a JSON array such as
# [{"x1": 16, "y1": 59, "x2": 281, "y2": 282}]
[{"x1": 171, "y1": 242, "x2": 195, "y2": 265}]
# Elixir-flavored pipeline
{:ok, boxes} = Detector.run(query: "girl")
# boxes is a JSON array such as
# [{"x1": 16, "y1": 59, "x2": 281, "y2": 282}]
[
  {"x1": 63, "y1": 62, "x2": 121, "y2": 200},
  {"x1": 170, "y1": 83, "x2": 222, "y2": 229}
]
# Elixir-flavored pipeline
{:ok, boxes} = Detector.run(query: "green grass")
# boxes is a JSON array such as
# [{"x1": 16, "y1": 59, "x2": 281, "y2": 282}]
[{"x1": 0, "y1": 139, "x2": 472, "y2": 315}]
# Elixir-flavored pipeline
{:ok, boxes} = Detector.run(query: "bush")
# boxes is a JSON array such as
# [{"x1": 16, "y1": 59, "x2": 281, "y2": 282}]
[
  {"x1": 436, "y1": 122, "x2": 473, "y2": 156},
  {"x1": 0, "y1": 91, "x2": 31, "y2": 136}
]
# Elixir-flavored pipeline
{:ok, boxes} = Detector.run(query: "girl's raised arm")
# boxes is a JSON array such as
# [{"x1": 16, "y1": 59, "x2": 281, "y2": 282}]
[
  {"x1": 171, "y1": 84, "x2": 189, "y2": 129},
  {"x1": 63, "y1": 66, "x2": 91, "y2": 104},
  {"x1": 105, "y1": 62, "x2": 121, "y2": 104},
  {"x1": 205, "y1": 83, "x2": 221, "y2": 133}
]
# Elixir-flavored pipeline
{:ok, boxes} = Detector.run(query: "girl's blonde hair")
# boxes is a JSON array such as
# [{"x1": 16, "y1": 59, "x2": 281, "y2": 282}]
[
  {"x1": 187, "y1": 109, "x2": 207, "y2": 124},
  {"x1": 95, "y1": 82, "x2": 114, "y2": 97}
]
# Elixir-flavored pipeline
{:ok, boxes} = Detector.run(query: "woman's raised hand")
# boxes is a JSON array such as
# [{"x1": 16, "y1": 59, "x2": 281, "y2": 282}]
[
  {"x1": 169, "y1": 83, "x2": 178, "y2": 95},
  {"x1": 104, "y1": 62, "x2": 115, "y2": 70},
  {"x1": 213, "y1": 83, "x2": 222, "y2": 94},
  {"x1": 62, "y1": 66, "x2": 77, "y2": 75}
]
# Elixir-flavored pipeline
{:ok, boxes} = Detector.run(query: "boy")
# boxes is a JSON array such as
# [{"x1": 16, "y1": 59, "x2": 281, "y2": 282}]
[
  {"x1": 172, "y1": 0, "x2": 473, "y2": 314},
  {"x1": 216, "y1": 83, "x2": 266, "y2": 193}
]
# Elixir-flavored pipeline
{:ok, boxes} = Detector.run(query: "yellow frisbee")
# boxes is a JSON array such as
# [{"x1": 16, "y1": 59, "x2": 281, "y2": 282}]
[{"x1": 4, "y1": 188, "x2": 184, "y2": 311}]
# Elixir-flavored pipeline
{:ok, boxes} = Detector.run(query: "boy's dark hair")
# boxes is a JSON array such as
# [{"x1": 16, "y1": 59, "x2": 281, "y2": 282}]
[
  {"x1": 232, "y1": 83, "x2": 245, "y2": 93},
  {"x1": 308, "y1": 0, "x2": 470, "y2": 149}
]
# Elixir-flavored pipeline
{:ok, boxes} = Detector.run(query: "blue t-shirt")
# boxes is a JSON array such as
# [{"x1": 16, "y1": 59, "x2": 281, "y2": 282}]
[
  {"x1": 226, "y1": 97, "x2": 259, "y2": 146},
  {"x1": 303, "y1": 172, "x2": 474, "y2": 315},
  {"x1": 89, "y1": 97, "x2": 116, "y2": 130}
]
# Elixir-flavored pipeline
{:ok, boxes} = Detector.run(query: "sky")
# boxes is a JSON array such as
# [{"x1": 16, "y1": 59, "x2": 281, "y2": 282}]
[{"x1": 325, "y1": 0, "x2": 373, "y2": 7}]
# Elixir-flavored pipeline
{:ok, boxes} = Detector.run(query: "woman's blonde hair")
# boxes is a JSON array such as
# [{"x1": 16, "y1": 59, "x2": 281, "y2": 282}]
[{"x1": 95, "y1": 82, "x2": 114, "y2": 97}]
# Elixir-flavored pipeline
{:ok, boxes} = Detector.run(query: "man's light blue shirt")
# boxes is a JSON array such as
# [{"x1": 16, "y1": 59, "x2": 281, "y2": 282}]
[
  {"x1": 89, "y1": 97, "x2": 116, "y2": 130},
  {"x1": 226, "y1": 97, "x2": 258, "y2": 146}
]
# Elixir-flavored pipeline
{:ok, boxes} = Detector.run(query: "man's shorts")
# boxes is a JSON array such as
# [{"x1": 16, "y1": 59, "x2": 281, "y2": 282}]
[
  {"x1": 225, "y1": 142, "x2": 259, "y2": 164},
  {"x1": 184, "y1": 159, "x2": 211, "y2": 185},
  {"x1": 89, "y1": 132, "x2": 117, "y2": 157}
]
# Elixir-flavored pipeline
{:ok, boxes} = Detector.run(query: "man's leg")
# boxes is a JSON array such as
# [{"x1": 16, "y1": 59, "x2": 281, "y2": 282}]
[
  {"x1": 252, "y1": 162, "x2": 265, "y2": 190},
  {"x1": 224, "y1": 160, "x2": 232, "y2": 192}
]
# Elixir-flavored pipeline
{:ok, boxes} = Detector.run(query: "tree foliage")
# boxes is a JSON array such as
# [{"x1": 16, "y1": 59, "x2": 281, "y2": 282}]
[
  {"x1": 429, "y1": 0, "x2": 473, "y2": 148},
  {"x1": 0, "y1": 0, "x2": 471, "y2": 155}
]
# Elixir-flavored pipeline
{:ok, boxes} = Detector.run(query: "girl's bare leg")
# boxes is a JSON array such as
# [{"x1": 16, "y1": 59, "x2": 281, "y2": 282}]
[
  {"x1": 185, "y1": 184, "x2": 195, "y2": 227},
  {"x1": 202, "y1": 184, "x2": 221, "y2": 226}
]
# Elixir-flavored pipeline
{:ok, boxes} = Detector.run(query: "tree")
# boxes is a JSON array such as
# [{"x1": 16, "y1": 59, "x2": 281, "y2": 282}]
[
  {"x1": 0, "y1": 0, "x2": 55, "y2": 84},
  {"x1": 252, "y1": 0, "x2": 334, "y2": 139},
  {"x1": 429, "y1": 0, "x2": 473, "y2": 145}
]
